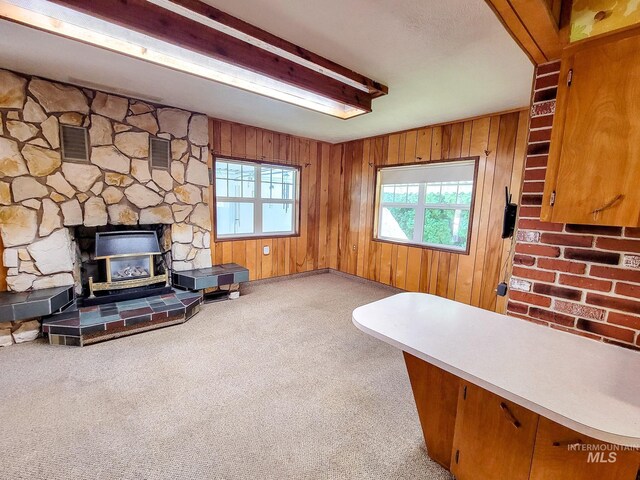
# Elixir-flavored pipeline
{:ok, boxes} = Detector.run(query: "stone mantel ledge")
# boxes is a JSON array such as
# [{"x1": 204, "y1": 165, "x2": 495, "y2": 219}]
[{"x1": 0, "y1": 68, "x2": 212, "y2": 293}]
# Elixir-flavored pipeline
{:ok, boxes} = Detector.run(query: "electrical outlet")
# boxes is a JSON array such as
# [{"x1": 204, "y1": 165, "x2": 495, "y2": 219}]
[{"x1": 263, "y1": 245, "x2": 270, "y2": 255}]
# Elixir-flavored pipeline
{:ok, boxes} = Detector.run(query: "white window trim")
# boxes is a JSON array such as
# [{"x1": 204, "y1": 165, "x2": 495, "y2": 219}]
[
  {"x1": 374, "y1": 159, "x2": 477, "y2": 253},
  {"x1": 215, "y1": 158, "x2": 300, "y2": 240}
]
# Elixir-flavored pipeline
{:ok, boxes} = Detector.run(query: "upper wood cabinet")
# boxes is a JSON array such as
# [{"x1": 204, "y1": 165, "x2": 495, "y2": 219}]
[{"x1": 541, "y1": 27, "x2": 640, "y2": 227}]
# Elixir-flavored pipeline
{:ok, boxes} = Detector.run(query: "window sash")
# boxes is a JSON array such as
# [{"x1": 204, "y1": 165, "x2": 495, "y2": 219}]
[
  {"x1": 215, "y1": 159, "x2": 299, "y2": 239},
  {"x1": 377, "y1": 203, "x2": 472, "y2": 251},
  {"x1": 375, "y1": 162, "x2": 476, "y2": 252}
]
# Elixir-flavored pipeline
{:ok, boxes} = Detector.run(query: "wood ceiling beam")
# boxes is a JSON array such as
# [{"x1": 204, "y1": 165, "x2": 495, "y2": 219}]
[
  {"x1": 169, "y1": 0, "x2": 388, "y2": 98},
  {"x1": 485, "y1": 0, "x2": 569, "y2": 64},
  {"x1": 43, "y1": 0, "x2": 384, "y2": 113}
]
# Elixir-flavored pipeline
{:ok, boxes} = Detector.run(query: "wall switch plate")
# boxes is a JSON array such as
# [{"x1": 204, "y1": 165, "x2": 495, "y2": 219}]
[{"x1": 263, "y1": 245, "x2": 270, "y2": 255}]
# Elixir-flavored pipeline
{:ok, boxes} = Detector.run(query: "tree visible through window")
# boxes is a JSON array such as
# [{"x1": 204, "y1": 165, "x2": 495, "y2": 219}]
[
  {"x1": 375, "y1": 159, "x2": 477, "y2": 252},
  {"x1": 215, "y1": 158, "x2": 299, "y2": 239}
]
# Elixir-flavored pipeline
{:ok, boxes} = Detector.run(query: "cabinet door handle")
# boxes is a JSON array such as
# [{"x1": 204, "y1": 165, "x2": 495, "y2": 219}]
[
  {"x1": 591, "y1": 194, "x2": 624, "y2": 215},
  {"x1": 500, "y1": 402, "x2": 521, "y2": 429},
  {"x1": 553, "y1": 439, "x2": 583, "y2": 448}
]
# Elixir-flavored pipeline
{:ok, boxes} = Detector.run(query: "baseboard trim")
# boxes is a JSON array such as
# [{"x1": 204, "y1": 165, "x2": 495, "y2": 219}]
[
  {"x1": 325, "y1": 269, "x2": 403, "y2": 293},
  {"x1": 243, "y1": 269, "x2": 330, "y2": 287},
  {"x1": 244, "y1": 268, "x2": 403, "y2": 293}
]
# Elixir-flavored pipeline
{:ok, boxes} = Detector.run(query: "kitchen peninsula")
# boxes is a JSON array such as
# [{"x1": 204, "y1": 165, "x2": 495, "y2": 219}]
[{"x1": 353, "y1": 293, "x2": 640, "y2": 480}]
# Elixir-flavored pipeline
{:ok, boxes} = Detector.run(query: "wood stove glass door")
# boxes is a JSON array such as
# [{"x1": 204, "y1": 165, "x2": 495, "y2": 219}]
[{"x1": 108, "y1": 255, "x2": 152, "y2": 282}]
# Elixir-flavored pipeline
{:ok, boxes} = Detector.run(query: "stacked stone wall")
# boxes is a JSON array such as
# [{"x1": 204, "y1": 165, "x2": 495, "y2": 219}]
[{"x1": 0, "y1": 69, "x2": 212, "y2": 293}]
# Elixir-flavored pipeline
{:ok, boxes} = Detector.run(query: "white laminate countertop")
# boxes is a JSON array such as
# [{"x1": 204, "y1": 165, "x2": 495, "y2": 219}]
[{"x1": 352, "y1": 293, "x2": 640, "y2": 447}]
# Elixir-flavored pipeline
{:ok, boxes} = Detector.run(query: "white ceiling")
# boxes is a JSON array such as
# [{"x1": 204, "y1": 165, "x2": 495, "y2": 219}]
[{"x1": 0, "y1": 0, "x2": 533, "y2": 143}]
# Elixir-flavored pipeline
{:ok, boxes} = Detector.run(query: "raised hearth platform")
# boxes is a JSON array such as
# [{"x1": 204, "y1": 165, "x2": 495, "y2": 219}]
[
  {"x1": 42, "y1": 290, "x2": 202, "y2": 346},
  {"x1": 0, "y1": 286, "x2": 75, "y2": 322},
  {"x1": 172, "y1": 264, "x2": 249, "y2": 290}
]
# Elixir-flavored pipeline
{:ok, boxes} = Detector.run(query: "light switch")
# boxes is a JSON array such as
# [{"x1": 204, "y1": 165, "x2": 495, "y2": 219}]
[{"x1": 263, "y1": 245, "x2": 270, "y2": 255}]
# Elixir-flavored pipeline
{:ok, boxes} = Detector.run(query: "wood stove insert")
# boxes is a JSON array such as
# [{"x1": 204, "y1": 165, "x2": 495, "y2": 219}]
[{"x1": 88, "y1": 231, "x2": 168, "y2": 300}]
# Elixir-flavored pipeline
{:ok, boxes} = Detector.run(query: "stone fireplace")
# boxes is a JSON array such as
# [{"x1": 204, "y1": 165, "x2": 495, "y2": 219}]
[{"x1": 0, "y1": 68, "x2": 213, "y2": 295}]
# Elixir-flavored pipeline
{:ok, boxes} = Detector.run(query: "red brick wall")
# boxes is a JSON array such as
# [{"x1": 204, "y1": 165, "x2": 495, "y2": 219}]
[{"x1": 507, "y1": 61, "x2": 640, "y2": 350}]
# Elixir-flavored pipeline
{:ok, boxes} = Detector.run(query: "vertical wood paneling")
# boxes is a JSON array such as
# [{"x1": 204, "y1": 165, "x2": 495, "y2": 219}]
[
  {"x1": 317, "y1": 143, "x2": 331, "y2": 269},
  {"x1": 209, "y1": 111, "x2": 526, "y2": 315},
  {"x1": 454, "y1": 120, "x2": 485, "y2": 305},
  {"x1": 478, "y1": 113, "x2": 519, "y2": 311},
  {"x1": 328, "y1": 144, "x2": 342, "y2": 270},
  {"x1": 210, "y1": 119, "x2": 331, "y2": 281},
  {"x1": 496, "y1": 109, "x2": 530, "y2": 313},
  {"x1": 332, "y1": 110, "x2": 528, "y2": 314},
  {"x1": 470, "y1": 117, "x2": 501, "y2": 308},
  {"x1": 296, "y1": 138, "x2": 309, "y2": 273},
  {"x1": 356, "y1": 140, "x2": 371, "y2": 278},
  {"x1": 348, "y1": 140, "x2": 363, "y2": 275}
]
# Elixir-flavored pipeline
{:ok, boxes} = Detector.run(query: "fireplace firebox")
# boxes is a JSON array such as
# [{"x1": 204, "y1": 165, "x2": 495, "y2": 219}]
[{"x1": 88, "y1": 231, "x2": 168, "y2": 299}]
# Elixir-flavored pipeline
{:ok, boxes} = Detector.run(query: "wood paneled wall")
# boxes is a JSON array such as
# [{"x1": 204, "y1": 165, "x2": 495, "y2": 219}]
[
  {"x1": 327, "y1": 110, "x2": 529, "y2": 313},
  {"x1": 208, "y1": 119, "x2": 333, "y2": 280}
]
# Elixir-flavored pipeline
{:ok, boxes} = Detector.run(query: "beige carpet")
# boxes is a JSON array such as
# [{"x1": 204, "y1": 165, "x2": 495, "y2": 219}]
[{"x1": 0, "y1": 272, "x2": 452, "y2": 480}]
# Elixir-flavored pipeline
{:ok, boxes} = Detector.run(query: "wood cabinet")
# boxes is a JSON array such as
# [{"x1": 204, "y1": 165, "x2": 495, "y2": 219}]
[
  {"x1": 529, "y1": 417, "x2": 640, "y2": 480},
  {"x1": 403, "y1": 352, "x2": 459, "y2": 469},
  {"x1": 541, "y1": 26, "x2": 640, "y2": 226},
  {"x1": 450, "y1": 382, "x2": 539, "y2": 480},
  {"x1": 403, "y1": 354, "x2": 640, "y2": 479}
]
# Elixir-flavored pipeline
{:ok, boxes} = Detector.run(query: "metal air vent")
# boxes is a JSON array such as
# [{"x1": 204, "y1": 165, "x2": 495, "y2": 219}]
[
  {"x1": 150, "y1": 137, "x2": 170, "y2": 169},
  {"x1": 60, "y1": 125, "x2": 89, "y2": 162}
]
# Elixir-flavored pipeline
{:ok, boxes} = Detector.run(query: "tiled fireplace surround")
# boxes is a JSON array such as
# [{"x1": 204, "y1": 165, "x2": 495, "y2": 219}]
[{"x1": 0, "y1": 69, "x2": 213, "y2": 300}]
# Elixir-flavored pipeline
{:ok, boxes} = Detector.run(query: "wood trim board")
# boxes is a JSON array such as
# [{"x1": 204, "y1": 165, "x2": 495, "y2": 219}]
[
  {"x1": 42, "y1": 0, "x2": 386, "y2": 112},
  {"x1": 484, "y1": 0, "x2": 567, "y2": 64}
]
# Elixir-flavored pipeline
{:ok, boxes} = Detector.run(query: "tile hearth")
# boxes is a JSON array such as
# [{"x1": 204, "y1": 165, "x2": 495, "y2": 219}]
[
  {"x1": 0, "y1": 285, "x2": 74, "y2": 322},
  {"x1": 172, "y1": 263, "x2": 249, "y2": 290},
  {"x1": 42, "y1": 290, "x2": 202, "y2": 346}
]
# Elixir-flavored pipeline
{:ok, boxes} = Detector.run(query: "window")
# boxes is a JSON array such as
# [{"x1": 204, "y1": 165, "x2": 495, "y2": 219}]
[
  {"x1": 374, "y1": 158, "x2": 477, "y2": 253},
  {"x1": 214, "y1": 158, "x2": 299, "y2": 239}
]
